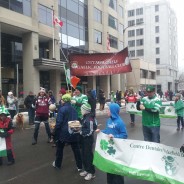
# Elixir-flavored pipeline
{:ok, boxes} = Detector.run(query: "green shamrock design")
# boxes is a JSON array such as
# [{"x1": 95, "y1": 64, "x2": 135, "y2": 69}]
[
  {"x1": 107, "y1": 146, "x2": 116, "y2": 155},
  {"x1": 167, "y1": 108, "x2": 172, "y2": 112},
  {"x1": 100, "y1": 139, "x2": 116, "y2": 156},
  {"x1": 100, "y1": 140, "x2": 109, "y2": 151}
]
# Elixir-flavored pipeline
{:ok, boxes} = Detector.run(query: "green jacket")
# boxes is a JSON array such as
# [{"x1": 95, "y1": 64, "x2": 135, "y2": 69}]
[
  {"x1": 140, "y1": 95, "x2": 162, "y2": 127},
  {"x1": 72, "y1": 94, "x2": 88, "y2": 119},
  {"x1": 174, "y1": 99, "x2": 184, "y2": 117}
]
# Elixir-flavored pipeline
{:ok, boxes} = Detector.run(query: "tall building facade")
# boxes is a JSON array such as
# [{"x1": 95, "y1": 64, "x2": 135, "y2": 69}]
[
  {"x1": 0, "y1": 0, "x2": 127, "y2": 100},
  {"x1": 127, "y1": 0, "x2": 178, "y2": 93}
]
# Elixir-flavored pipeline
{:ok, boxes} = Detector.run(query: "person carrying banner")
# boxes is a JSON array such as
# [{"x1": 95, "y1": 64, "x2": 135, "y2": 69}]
[
  {"x1": 79, "y1": 103, "x2": 96, "y2": 180},
  {"x1": 171, "y1": 93, "x2": 184, "y2": 131},
  {"x1": 137, "y1": 85, "x2": 162, "y2": 143},
  {"x1": 0, "y1": 106, "x2": 15, "y2": 165},
  {"x1": 96, "y1": 103, "x2": 128, "y2": 184}
]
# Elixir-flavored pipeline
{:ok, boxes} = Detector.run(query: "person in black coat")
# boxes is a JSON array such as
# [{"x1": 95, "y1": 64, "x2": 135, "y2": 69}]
[
  {"x1": 98, "y1": 89, "x2": 106, "y2": 111},
  {"x1": 87, "y1": 89, "x2": 96, "y2": 117},
  {"x1": 24, "y1": 91, "x2": 36, "y2": 125},
  {"x1": 52, "y1": 94, "x2": 82, "y2": 171}
]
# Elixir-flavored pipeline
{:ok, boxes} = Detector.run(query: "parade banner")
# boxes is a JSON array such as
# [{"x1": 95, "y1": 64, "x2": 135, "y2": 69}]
[
  {"x1": 0, "y1": 137, "x2": 7, "y2": 157},
  {"x1": 69, "y1": 47, "x2": 132, "y2": 76},
  {"x1": 93, "y1": 132, "x2": 184, "y2": 184},
  {"x1": 126, "y1": 101, "x2": 177, "y2": 118}
]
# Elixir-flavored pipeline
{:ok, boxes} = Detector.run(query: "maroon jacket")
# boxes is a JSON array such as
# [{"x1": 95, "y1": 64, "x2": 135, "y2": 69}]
[
  {"x1": 35, "y1": 95, "x2": 49, "y2": 117},
  {"x1": 0, "y1": 117, "x2": 14, "y2": 150}
]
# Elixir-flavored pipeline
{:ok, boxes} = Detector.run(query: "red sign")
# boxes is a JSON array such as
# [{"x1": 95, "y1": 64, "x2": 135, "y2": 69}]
[{"x1": 69, "y1": 47, "x2": 132, "y2": 76}]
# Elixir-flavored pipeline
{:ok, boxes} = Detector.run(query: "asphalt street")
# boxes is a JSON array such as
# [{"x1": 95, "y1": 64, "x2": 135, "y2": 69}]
[{"x1": 1, "y1": 110, "x2": 184, "y2": 184}]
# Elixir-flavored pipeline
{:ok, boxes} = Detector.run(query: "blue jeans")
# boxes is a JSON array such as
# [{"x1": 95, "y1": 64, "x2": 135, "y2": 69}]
[
  {"x1": 28, "y1": 107, "x2": 35, "y2": 124},
  {"x1": 142, "y1": 126, "x2": 160, "y2": 143}
]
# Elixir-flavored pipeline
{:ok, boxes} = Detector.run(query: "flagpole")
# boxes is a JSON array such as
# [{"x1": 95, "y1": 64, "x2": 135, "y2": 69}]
[{"x1": 52, "y1": 6, "x2": 55, "y2": 59}]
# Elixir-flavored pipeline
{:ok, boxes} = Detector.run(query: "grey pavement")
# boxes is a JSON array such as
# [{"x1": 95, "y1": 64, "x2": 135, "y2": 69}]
[{"x1": 0, "y1": 111, "x2": 184, "y2": 184}]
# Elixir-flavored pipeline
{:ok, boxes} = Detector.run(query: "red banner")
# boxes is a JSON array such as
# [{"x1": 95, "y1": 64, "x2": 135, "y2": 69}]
[{"x1": 69, "y1": 47, "x2": 132, "y2": 76}]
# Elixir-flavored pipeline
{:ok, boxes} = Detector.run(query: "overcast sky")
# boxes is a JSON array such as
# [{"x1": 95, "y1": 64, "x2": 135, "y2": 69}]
[{"x1": 129, "y1": 0, "x2": 184, "y2": 70}]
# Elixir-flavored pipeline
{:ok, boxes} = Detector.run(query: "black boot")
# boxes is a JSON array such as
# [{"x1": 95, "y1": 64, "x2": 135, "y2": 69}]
[
  {"x1": 7, "y1": 150, "x2": 15, "y2": 165},
  {"x1": 32, "y1": 137, "x2": 37, "y2": 145},
  {"x1": 0, "y1": 157, "x2": 3, "y2": 166}
]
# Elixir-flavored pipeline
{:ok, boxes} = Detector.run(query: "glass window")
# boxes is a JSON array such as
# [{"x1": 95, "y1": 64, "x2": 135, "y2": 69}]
[
  {"x1": 155, "y1": 15, "x2": 159, "y2": 22},
  {"x1": 136, "y1": 49, "x2": 144, "y2": 56},
  {"x1": 155, "y1": 26, "x2": 159, "y2": 33},
  {"x1": 38, "y1": 4, "x2": 52, "y2": 27},
  {"x1": 136, "y1": 28, "x2": 144, "y2": 36},
  {"x1": 136, "y1": 18, "x2": 143, "y2": 25},
  {"x1": 59, "y1": 0, "x2": 66, "y2": 7},
  {"x1": 136, "y1": 39, "x2": 144, "y2": 46},
  {"x1": 109, "y1": 34, "x2": 118, "y2": 49},
  {"x1": 129, "y1": 50, "x2": 135, "y2": 57},
  {"x1": 155, "y1": 37, "x2": 159, "y2": 44},
  {"x1": 128, "y1": 30, "x2": 135, "y2": 37},
  {"x1": 156, "y1": 47, "x2": 160, "y2": 54},
  {"x1": 94, "y1": 8, "x2": 102, "y2": 23},
  {"x1": 0, "y1": 0, "x2": 31, "y2": 16},
  {"x1": 128, "y1": 40, "x2": 135, "y2": 47},
  {"x1": 67, "y1": 24, "x2": 79, "y2": 39},
  {"x1": 0, "y1": 0, "x2": 9, "y2": 8},
  {"x1": 156, "y1": 70, "x2": 160, "y2": 75},
  {"x1": 136, "y1": 8, "x2": 143, "y2": 15},
  {"x1": 119, "y1": 5, "x2": 124, "y2": 18},
  {"x1": 10, "y1": 0, "x2": 23, "y2": 14},
  {"x1": 108, "y1": 15, "x2": 117, "y2": 30},
  {"x1": 128, "y1": 20, "x2": 135, "y2": 27},
  {"x1": 67, "y1": 0, "x2": 78, "y2": 14},
  {"x1": 109, "y1": 0, "x2": 117, "y2": 11},
  {"x1": 156, "y1": 58, "x2": 160, "y2": 64},
  {"x1": 128, "y1": 10, "x2": 134, "y2": 17},
  {"x1": 155, "y1": 5, "x2": 159, "y2": 12},
  {"x1": 94, "y1": 30, "x2": 102, "y2": 44}
]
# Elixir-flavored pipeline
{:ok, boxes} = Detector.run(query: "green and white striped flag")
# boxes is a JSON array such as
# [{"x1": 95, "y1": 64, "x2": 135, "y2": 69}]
[
  {"x1": 93, "y1": 132, "x2": 184, "y2": 184},
  {"x1": 0, "y1": 135, "x2": 7, "y2": 157}
]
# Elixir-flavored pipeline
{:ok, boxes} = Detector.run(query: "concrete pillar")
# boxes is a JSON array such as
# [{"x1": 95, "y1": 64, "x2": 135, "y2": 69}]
[
  {"x1": 100, "y1": 76, "x2": 110, "y2": 100},
  {"x1": 22, "y1": 32, "x2": 40, "y2": 96},
  {"x1": 87, "y1": 76, "x2": 96, "y2": 90},
  {"x1": 111, "y1": 74, "x2": 121, "y2": 91}
]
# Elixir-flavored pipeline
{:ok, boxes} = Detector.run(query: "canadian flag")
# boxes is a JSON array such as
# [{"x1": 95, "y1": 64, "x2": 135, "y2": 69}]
[
  {"x1": 107, "y1": 33, "x2": 110, "y2": 52},
  {"x1": 53, "y1": 15, "x2": 63, "y2": 27}
]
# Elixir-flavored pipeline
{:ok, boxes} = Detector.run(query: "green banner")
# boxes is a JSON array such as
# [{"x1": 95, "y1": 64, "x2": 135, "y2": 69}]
[{"x1": 93, "y1": 133, "x2": 184, "y2": 184}]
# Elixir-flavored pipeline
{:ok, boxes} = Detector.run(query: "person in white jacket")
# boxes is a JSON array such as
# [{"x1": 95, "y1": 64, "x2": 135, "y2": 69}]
[{"x1": 7, "y1": 92, "x2": 18, "y2": 119}]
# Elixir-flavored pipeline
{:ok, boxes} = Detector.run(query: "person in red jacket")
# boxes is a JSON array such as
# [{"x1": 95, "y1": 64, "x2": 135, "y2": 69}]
[
  {"x1": 0, "y1": 106, "x2": 15, "y2": 165},
  {"x1": 125, "y1": 87, "x2": 137, "y2": 126},
  {"x1": 32, "y1": 88, "x2": 51, "y2": 145}
]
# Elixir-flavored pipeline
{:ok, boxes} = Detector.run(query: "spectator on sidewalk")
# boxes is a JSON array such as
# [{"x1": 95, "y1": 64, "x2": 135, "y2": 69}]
[
  {"x1": 24, "y1": 91, "x2": 36, "y2": 125},
  {"x1": 7, "y1": 92, "x2": 18, "y2": 119},
  {"x1": 98, "y1": 89, "x2": 106, "y2": 111}
]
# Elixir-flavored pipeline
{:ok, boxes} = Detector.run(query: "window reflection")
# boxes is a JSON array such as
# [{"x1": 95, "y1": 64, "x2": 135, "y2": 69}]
[
  {"x1": 38, "y1": 4, "x2": 52, "y2": 27},
  {"x1": 0, "y1": 0, "x2": 31, "y2": 17}
]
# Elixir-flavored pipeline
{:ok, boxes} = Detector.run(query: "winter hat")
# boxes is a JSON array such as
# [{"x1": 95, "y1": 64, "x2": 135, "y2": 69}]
[
  {"x1": 40, "y1": 87, "x2": 46, "y2": 93},
  {"x1": 175, "y1": 93, "x2": 181, "y2": 99},
  {"x1": 76, "y1": 86, "x2": 82, "y2": 93},
  {"x1": 62, "y1": 94, "x2": 71, "y2": 102},
  {"x1": 59, "y1": 88, "x2": 66, "y2": 95},
  {"x1": 0, "y1": 106, "x2": 10, "y2": 115},
  {"x1": 81, "y1": 103, "x2": 91, "y2": 115},
  {"x1": 8, "y1": 91, "x2": 13, "y2": 96},
  {"x1": 146, "y1": 85, "x2": 155, "y2": 92}
]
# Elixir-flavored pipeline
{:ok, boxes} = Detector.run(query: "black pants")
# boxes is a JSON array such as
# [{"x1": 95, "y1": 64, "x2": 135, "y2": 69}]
[
  {"x1": 177, "y1": 116, "x2": 184, "y2": 129},
  {"x1": 107, "y1": 173, "x2": 124, "y2": 184},
  {"x1": 55, "y1": 141, "x2": 82, "y2": 169},
  {"x1": 33, "y1": 116, "x2": 51, "y2": 141},
  {"x1": 81, "y1": 135, "x2": 95, "y2": 174},
  {"x1": 130, "y1": 114, "x2": 135, "y2": 123}
]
